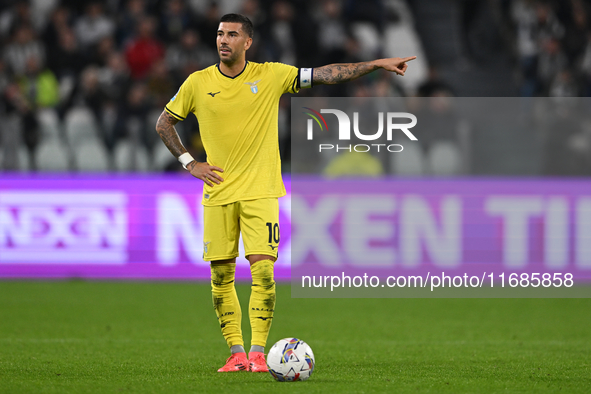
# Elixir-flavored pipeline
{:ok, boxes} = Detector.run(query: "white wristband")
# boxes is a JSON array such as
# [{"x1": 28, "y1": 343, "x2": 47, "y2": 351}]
[{"x1": 178, "y1": 152, "x2": 195, "y2": 170}]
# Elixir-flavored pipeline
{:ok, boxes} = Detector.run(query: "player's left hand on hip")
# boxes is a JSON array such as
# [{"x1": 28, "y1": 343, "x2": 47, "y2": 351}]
[{"x1": 187, "y1": 161, "x2": 224, "y2": 186}]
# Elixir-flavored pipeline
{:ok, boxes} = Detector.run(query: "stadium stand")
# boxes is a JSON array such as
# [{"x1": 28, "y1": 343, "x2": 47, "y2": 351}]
[
  {"x1": 427, "y1": 141, "x2": 463, "y2": 176},
  {"x1": 1, "y1": 0, "x2": 589, "y2": 176},
  {"x1": 36, "y1": 137, "x2": 70, "y2": 171},
  {"x1": 64, "y1": 107, "x2": 100, "y2": 148},
  {"x1": 114, "y1": 138, "x2": 150, "y2": 172},
  {"x1": 390, "y1": 141, "x2": 424, "y2": 176},
  {"x1": 74, "y1": 138, "x2": 110, "y2": 171},
  {"x1": 37, "y1": 108, "x2": 61, "y2": 140}
]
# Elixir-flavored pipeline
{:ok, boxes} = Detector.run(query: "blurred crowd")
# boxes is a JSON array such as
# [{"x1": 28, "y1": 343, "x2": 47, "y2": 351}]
[
  {"x1": 504, "y1": 0, "x2": 591, "y2": 176},
  {"x1": 0, "y1": 0, "x2": 590, "y2": 176},
  {"x1": 0, "y1": 0, "x2": 401, "y2": 172},
  {"x1": 507, "y1": 0, "x2": 591, "y2": 97}
]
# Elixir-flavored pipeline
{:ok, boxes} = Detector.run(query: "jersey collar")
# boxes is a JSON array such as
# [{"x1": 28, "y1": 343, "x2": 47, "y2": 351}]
[{"x1": 216, "y1": 61, "x2": 249, "y2": 79}]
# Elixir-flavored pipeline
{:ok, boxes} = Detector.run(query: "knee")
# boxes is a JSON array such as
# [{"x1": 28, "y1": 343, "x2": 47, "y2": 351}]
[
  {"x1": 250, "y1": 259, "x2": 275, "y2": 291},
  {"x1": 247, "y1": 254, "x2": 276, "y2": 265},
  {"x1": 211, "y1": 260, "x2": 237, "y2": 287}
]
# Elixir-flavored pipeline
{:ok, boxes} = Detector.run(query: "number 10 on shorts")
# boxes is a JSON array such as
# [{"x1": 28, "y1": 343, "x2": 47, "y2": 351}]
[{"x1": 266, "y1": 222, "x2": 280, "y2": 244}]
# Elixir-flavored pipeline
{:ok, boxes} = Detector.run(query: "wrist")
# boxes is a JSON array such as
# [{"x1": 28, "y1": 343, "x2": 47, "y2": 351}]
[
  {"x1": 178, "y1": 152, "x2": 195, "y2": 170},
  {"x1": 186, "y1": 160, "x2": 197, "y2": 171},
  {"x1": 373, "y1": 59, "x2": 385, "y2": 70}
]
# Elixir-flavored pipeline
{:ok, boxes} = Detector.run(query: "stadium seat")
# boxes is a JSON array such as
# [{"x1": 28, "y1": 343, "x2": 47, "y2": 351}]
[
  {"x1": 148, "y1": 108, "x2": 162, "y2": 132},
  {"x1": 75, "y1": 139, "x2": 111, "y2": 171},
  {"x1": 351, "y1": 22, "x2": 382, "y2": 60},
  {"x1": 37, "y1": 108, "x2": 62, "y2": 140},
  {"x1": 391, "y1": 142, "x2": 424, "y2": 176},
  {"x1": 383, "y1": 3, "x2": 428, "y2": 93},
  {"x1": 114, "y1": 139, "x2": 150, "y2": 172},
  {"x1": 146, "y1": 108, "x2": 164, "y2": 152},
  {"x1": 18, "y1": 146, "x2": 31, "y2": 171},
  {"x1": 153, "y1": 141, "x2": 175, "y2": 171},
  {"x1": 0, "y1": 114, "x2": 21, "y2": 170},
  {"x1": 0, "y1": 143, "x2": 25, "y2": 171},
  {"x1": 36, "y1": 138, "x2": 70, "y2": 171},
  {"x1": 1, "y1": 144, "x2": 32, "y2": 171},
  {"x1": 428, "y1": 141, "x2": 462, "y2": 176},
  {"x1": 58, "y1": 75, "x2": 76, "y2": 103},
  {"x1": 64, "y1": 107, "x2": 100, "y2": 148},
  {"x1": 385, "y1": 0, "x2": 416, "y2": 24}
]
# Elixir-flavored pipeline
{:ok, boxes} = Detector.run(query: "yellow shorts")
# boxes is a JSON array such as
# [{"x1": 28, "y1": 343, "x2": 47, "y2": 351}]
[{"x1": 202, "y1": 198, "x2": 280, "y2": 261}]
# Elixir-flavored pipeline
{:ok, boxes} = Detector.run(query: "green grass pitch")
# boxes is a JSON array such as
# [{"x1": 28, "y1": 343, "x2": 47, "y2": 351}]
[{"x1": 0, "y1": 281, "x2": 590, "y2": 393}]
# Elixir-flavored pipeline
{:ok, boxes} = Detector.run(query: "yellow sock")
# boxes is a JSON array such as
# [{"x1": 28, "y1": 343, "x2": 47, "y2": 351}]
[
  {"x1": 211, "y1": 262, "x2": 243, "y2": 348},
  {"x1": 249, "y1": 259, "x2": 276, "y2": 348}
]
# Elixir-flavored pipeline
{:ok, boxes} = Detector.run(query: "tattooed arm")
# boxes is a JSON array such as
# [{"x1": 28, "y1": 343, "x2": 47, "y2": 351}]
[
  {"x1": 155, "y1": 110, "x2": 224, "y2": 186},
  {"x1": 155, "y1": 110, "x2": 186, "y2": 157},
  {"x1": 313, "y1": 56, "x2": 416, "y2": 85}
]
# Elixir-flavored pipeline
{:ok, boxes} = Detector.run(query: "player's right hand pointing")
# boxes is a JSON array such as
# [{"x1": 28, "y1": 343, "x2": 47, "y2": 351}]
[
  {"x1": 187, "y1": 162, "x2": 224, "y2": 186},
  {"x1": 378, "y1": 56, "x2": 417, "y2": 76}
]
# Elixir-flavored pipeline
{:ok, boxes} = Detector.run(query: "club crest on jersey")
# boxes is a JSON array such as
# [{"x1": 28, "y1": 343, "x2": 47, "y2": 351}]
[{"x1": 244, "y1": 79, "x2": 261, "y2": 94}]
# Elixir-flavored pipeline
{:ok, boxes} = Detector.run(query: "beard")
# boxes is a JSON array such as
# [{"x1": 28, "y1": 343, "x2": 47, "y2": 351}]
[{"x1": 219, "y1": 48, "x2": 239, "y2": 65}]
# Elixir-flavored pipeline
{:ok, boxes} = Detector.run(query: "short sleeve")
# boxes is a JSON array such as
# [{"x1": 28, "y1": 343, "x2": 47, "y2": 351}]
[
  {"x1": 270, "y1": 63, "x2": 300, "y2": 95},
  {"x1": 165, "y1": 76, "x2": 195, "y2": 121}
]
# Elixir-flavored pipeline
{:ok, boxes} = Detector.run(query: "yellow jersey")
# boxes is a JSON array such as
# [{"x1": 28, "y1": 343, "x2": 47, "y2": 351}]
[{"x1": 165, "y1": 61, "x2": 300, "y2": 206}]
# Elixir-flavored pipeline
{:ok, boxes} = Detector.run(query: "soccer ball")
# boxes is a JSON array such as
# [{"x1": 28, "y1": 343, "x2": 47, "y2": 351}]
[{"x1": 266, "y1": 338, "x2": 315, "y2": 381}]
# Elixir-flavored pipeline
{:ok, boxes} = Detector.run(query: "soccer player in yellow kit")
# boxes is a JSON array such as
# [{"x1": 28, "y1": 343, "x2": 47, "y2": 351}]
[{"x1": 155, "y1": 13, "x2": 415, "y2": 372}]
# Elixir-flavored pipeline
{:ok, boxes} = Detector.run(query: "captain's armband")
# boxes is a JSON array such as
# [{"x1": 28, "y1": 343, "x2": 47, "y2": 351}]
[{"x1": 299, "y1": 68, "x2": 313, "y2": 88}]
